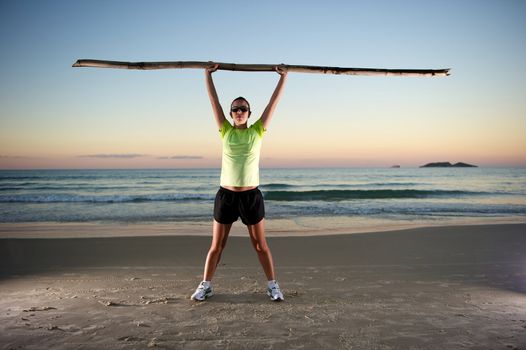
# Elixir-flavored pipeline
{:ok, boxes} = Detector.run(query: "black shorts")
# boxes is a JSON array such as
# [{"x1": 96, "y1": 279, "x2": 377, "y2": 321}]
[{"x1": 213, "y1": 187, "x2": 265, "y2": 225}]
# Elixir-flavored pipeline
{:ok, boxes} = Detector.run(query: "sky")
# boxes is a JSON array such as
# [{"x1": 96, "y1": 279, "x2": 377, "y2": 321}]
[{"x1": 0, "y1": 0, "x2": 525, "y2": 169}]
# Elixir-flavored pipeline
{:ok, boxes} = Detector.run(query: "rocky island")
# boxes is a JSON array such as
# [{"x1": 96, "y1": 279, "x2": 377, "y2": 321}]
[{"x1": 420, "y1": 162, "x2": 477, "y2": 168}]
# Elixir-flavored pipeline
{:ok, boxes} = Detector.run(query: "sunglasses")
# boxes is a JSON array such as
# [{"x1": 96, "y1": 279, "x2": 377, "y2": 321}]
[{"x1": 231, "y1": 106, "x2": 249, "y2": 113}]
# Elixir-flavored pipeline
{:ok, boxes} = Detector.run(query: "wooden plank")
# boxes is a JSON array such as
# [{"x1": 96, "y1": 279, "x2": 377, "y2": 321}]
[{"x1": 72, "y1": 59, "x2": 450, "y2": 77}]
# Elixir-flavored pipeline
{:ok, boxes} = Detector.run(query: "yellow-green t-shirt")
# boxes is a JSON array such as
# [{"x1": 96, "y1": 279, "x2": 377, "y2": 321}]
[{"x1": 219, "y1": 118, "x2": 266, "y2": 187}]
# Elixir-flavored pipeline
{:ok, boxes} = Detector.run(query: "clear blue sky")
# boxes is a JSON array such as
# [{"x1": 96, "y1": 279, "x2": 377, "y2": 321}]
[{"x1": 1, "y1": 0, "x2": 525, "y2": 168}]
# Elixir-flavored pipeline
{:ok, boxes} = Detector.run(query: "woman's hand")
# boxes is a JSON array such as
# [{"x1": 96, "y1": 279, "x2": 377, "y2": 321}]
[
  {"x1": 206, "y1": 63, "x2": 219, "y2": 74},
  {"x1": 275, "y1": 65, "x2": 288, "y2": 77}
]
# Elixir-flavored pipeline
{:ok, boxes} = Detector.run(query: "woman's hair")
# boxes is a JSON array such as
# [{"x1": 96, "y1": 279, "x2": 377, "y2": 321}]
[{"x1": 230, "y1": 96, "x2": 251, "y2": 116}]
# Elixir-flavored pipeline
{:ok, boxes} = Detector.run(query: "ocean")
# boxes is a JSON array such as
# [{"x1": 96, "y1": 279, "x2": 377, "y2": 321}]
[{"x1": 1, "y1": 168, "x2": 525, "y2": 233}]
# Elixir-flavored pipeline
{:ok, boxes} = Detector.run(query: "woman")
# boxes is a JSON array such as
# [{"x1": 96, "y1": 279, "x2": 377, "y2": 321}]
[{"x1": 191, "y1": 63, "x2": 287, "y2": 301}]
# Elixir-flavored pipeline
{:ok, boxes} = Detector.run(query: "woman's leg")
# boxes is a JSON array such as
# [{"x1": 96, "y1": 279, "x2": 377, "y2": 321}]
[
  {"x1": 247, "y1": 219, "x2": 276, "y2": 280},
  {"x1": 203, "y1": 220, "x2": 232, "y2": 281}
]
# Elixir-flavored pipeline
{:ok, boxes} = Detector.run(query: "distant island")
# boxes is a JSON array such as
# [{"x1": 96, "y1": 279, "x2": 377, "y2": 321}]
[{"x1": 420, "y1": 162, "x2": 477, "y2": 168}]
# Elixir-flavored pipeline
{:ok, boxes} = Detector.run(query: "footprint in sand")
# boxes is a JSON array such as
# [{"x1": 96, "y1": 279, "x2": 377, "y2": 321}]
[
  {"x1": 23, "y1": 306, "x2": 57, "y2": 312},
  {"x1": 118, "y1": 336, "x2": 145, "y2": 342}
]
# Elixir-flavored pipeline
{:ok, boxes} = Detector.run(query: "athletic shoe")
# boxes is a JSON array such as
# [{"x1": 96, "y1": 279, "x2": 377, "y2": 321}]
[
  {"x1": 190, "y1": 281, "x2": 213, "y2": 301},
  {"x1": 267, "y1": 280, "x2": 284, "y2": 301}
]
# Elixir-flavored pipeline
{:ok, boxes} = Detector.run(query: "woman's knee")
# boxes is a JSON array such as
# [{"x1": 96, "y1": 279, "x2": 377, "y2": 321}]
[
  {"x1": 208, "y1": 244, "x2": 223, "y2": 256},
  {"x1": 252, "y1": 241, "x2": 269, "y2": 254}
]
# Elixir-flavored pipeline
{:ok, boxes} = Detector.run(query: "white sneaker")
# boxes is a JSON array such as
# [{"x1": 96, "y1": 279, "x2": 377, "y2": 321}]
[
  {"x1": 267, "y1": 280, "x2": 284, "y2": 301},
  {"x1": 191, "y1": 281, "x2": 213, "y2": 301}
]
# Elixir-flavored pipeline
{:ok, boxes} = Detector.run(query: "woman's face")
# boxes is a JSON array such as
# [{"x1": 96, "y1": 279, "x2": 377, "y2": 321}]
[{"x1": 230, "y1": 100, "x2": 250, "y2": 126}]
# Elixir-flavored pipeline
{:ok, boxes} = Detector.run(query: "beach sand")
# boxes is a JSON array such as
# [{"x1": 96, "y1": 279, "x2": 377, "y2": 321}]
[{"x1": 1, "y1": 223, "x2": 525, "y2": 349}]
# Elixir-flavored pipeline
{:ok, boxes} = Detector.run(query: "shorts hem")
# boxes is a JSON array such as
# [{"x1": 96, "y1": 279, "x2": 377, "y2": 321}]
[
  {"x1": 213, "y1": 217, "x2": 238, "y2": 225},
  {"x1": 241, "y1": 216, "x2": 265, "y2": 226}
]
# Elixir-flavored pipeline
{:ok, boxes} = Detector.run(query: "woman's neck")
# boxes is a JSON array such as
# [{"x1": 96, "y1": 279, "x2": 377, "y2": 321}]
[{"x1": 233, "y1": 123, "x2": 248, "y2": 129}]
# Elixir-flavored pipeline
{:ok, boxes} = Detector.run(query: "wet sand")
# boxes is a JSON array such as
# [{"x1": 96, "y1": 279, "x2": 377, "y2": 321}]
[{"x1": 1, "y1": 223, "x2": 525, "y2": 349}]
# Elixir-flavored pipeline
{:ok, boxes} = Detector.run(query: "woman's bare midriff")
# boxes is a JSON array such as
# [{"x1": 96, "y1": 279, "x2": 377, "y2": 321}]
[{"x1": 222, "y1": 185, "x2": 257, "y2": 192}]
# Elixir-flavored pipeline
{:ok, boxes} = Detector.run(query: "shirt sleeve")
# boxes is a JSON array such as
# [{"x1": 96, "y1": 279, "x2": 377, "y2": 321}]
[
  {"x1": 251, "y1": 118, "x2": 267, "y2": 138},
  {"x1": 219, "y1": 119, "x2": 233, "y2": 138}
]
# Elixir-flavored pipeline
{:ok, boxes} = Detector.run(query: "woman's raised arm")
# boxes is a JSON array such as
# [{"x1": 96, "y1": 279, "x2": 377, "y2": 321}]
[
  {"x1": 260, "y1": 66, "x2": 288, "y2": 130},
  {"x1": 205, "y1": 63, "x2": 226, "y2": 129}
]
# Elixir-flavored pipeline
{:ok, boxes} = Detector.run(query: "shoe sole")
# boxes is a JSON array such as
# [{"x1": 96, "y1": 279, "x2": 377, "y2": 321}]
[
  {"x1": 191, "y1": 290, "x2": 213, "y2": 301},
  {"x1": 267, "y1": 291, "x2": 284, "y2": 301}
]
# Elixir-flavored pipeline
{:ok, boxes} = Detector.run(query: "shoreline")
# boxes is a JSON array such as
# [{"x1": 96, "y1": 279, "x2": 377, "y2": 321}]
[
  {"x1": 1, "y1": 216, "x2": 526, "y2": 239},
  {"x1": 2, "y1": 222, "x2": 526, "y2": 272}
]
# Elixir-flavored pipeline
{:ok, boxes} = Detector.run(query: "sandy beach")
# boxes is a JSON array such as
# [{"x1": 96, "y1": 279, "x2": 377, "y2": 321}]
[{"x1": 1, "y1": 223, "x2": 525, "y2": 349}]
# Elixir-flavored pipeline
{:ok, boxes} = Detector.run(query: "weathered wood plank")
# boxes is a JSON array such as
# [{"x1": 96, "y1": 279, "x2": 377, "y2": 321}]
[{"x1": 72, "y1": 59, "x2": 450, "y2": 77}]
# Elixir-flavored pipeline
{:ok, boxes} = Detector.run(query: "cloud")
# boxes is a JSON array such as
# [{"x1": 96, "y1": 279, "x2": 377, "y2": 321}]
[
  {"x1": 157, "y1": 155, "x2": 203, "y2": 160},
  {"x1": 77, "y1": 153, "x2": 147, "y2": 159},
  {"x1": 0, "y1": 155, "x2": 34, "y2": 159}
]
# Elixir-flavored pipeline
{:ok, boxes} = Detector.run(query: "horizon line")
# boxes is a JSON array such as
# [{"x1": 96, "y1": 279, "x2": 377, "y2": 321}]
[{"x1": 1, "y1": 165, "x2": 525, "y2": 171}]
